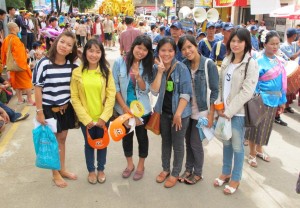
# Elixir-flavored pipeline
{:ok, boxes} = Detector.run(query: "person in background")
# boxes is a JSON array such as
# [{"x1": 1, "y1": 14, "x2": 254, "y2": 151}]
[
  {"x1": 213, "y1": 28, "x2": 258, "y2": 195},
  {"x1": 119, "y1": 16, "x2": 141, "y2": 56},
  {"x1": 1, "y1": 22, "x2": 35, "y2": 106},
  {"x1": 153, "y1": 26, "x2": 165, "y2": 48},
  {"x1": 78, "y1": 20, "x2": 87, "y2": 48},
  {"x1": 169, "y1": 22, "x2": 184, "y2": 61},
  {"x1": 103, "y1": 14, "x2": 114, "y2": 49},
  {"x1": 92, "y1": 16, "x2": 104, "y2": 43},
  {"x1": 246, "y1": 31, "x2": 287, "y2": 168},
  {"x1": 15, "y1": 8, "x2": 28, "y2": 48},
  {"x1": 147, "y1": 24, "x2": 158, "y2": 51},
  {"x1": 33, "y1": 31, "x2": 79, "y2": 188},
  {"x1": 215, "y1": 22, "x2": 224, "y2": 41},
  {"x1": 112, "y1": 35, "x2": 153, "y2": 181},
  {"x1": 198, "y1": 22, "x2": 218, "y2": 58},
  {"x1": 151, "y1": 37, "x2": 192, "y2": 188},
  {"x1": 178, "y1": 35, "x2": 219, "y2": 185},
  {"x1": 258, "y1": 20, "x2": 266, "y2": 33},
  {"x1": 71, "y1": 39, "x2": 116, "y2": 184},
  {"x1": 210, "y1": 23, "x2": 235, "y2": 67},
  {"x1": 280, "y1": 28, "x2": 300, "y2": 118},
  {"x1": 25, "y1": 12, "x2": 34, "y2": 50},
  {"x1": 6, "y1": 7, "x2": 16, "y2": 23},
  {"x1": 250, "y1": 25, "x2": 259, "y2": 51},
  {"x1": 196, "y1": 32, "x2": 206, "y2": 44}
]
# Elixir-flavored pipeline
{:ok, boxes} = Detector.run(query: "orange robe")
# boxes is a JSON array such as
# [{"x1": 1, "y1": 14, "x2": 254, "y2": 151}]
[{"x1": 1, "y1": 34, "x2": 32, "y2": 89}]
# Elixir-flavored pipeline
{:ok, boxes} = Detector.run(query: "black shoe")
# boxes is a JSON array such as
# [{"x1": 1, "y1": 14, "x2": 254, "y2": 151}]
[
  {"x1": 274, "y1": 117, "x2": 287, "y2": 126},
  {"x1": 284, "y1": 107, "x2": 294, "y2": 113},
  {"x1": 14, "y1": 113, "x2": 30, "y2": 122}
]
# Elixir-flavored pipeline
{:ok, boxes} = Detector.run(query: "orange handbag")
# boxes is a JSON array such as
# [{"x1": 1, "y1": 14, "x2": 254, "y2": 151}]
[
  {"x1": 87, "y1": 126, "x2": 109, "y2": 149},
  {"x1": 145, "y1": 112, "x2": 160, "y2": 135}
]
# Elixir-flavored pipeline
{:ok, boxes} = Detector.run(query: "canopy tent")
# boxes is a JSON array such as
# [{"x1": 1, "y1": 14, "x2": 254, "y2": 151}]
[{"x1": 270, "y1": 4, "x2": 300, "y2": 19}]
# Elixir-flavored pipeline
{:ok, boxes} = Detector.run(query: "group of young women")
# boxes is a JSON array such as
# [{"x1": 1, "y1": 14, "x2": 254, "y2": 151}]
[{"x1": 32, "y1": 28, "x2": 287, "y2": 195}]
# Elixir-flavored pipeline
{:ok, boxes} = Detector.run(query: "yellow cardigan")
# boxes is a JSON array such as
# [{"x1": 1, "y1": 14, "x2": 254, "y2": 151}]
[{"x1": 71, "y1": 65, "x2": 116, "y2": 126}]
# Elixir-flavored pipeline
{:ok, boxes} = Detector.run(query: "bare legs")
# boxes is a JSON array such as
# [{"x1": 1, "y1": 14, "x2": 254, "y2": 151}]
[{"x1": 52, "y1": 130, "x2": 77, "y2": 188}]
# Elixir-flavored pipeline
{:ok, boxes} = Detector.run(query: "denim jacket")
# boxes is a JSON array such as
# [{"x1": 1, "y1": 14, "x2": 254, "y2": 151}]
[
  {"x1": 151, "y1": 59, "x2": 192, "y2": 118},
  {"x1": 112, "y1": 57, "x2": 152, "y2": 115},
  {"x1": 183, "y1": 56, "x2": 219, "y2": 112}
]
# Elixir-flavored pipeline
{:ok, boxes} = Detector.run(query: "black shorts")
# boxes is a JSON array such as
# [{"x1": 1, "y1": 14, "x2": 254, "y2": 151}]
[
  {"x1": 43, "y1": 102, "x2": 76, "y2": 133},
  {"x1": 104, "y1": 33, "x2": 112, "y2": 41}
]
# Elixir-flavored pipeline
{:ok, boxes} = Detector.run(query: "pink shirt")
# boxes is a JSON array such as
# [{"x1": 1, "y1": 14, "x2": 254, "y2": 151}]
[{"x1": 119, "y1": 26, "x2": 142, "y2": 54}]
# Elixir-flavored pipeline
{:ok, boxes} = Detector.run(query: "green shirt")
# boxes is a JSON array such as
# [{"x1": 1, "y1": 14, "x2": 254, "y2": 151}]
[{"x1": 82, "y1": 69, "x2": 103, "y2": 122}]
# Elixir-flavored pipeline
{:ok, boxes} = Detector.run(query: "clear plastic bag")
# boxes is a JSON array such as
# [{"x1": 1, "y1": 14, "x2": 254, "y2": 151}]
[
  {"x1": 214, "y1": 116, "x2": 232, "y2": 141},
  {"x1": 32, "y1": 125, "x2": 61, "y2": 170}
]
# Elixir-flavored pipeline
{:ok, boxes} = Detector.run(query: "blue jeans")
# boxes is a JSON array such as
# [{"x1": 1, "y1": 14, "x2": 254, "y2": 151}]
[
  {"x1": 222, "y1": 116, "x2": 245, "y2": 181},
  {"x1": 80, "y1": 124, "x2": 107, "y2": 173},
  {"x1": 0, "y1": 102, "x2": 21, "y2": 122}
]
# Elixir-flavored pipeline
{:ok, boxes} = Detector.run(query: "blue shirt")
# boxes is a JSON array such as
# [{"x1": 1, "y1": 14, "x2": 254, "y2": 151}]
[
  {"x1": 198, "y1": 38, "x2": 218, "y2": 58},
  {"x1": 214, "y1": 33, "x2": 223, "y2": 41},
  {"x1": 210, "y1": 41, "x2": 227, "y2": 61},
  {"x1": 251, "y1": 35, "x2": 259, "y2": 51},
  {"x1": 153, "y1": 34, "x2": 163, "y2": 44},
  {"x1": 254, "y1": 54, "x2": 287, "y2": 107},
  {"x1": 112, "y1": 57, "x2": 152, "y2": 115},
  {"x1": 165, "y1": 26, "x2": 171, "y2": 36},
  {"x1": 280, "y1": 42, "x2": 300, "y2": 59}
]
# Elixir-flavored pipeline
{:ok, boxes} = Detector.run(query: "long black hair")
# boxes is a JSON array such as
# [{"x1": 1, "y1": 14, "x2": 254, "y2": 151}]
[
  {"x1": 126, "y1": 35, "x2": 153, "y2": 81},
  {"x1": 226, "y1": 28, "x2": 252, "y2": 62},
  {"x1": 82, "y1": 38, "x2": 110, "y2": 85}
]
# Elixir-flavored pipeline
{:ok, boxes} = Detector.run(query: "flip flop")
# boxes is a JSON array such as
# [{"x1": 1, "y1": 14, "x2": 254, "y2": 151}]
[{"x1": 178, "y1": 171, "x2": 192, "y2": 183}]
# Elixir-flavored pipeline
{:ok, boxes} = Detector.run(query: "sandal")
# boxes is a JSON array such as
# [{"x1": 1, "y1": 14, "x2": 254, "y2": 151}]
[
  {"x1": 213, "y1": 176, "x2": 230, "y2": 187},
  {"x1": 184, "y1": 174, "x2": 203, "y2": 185},
  {"x1": 156, "y1": 171, "x2": 170, "y2": 183},
  {"x1": 256, "y1": 151, "x2": 270, "y2": 162},
  {"x1": 224, "y1": 184, "x2": 239, "y2": 195},
  {"x1": 178, "y1": 171, "x2": 192, "y2": 183},
  {"x1": 248, "y1": 155, "x2": 258, "y2": 167},
  {"x1": 296, "y1": 173, "x2": 300, "y2": 194},
  {"x1": 17, "y1": 98, "x2": 26, "y2": 105}
]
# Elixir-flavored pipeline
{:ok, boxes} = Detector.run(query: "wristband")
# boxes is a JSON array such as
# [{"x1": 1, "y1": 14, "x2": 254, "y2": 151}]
[
  {"x1": 214, "y1": 102, "x2": 224, "y2": 110},
  {"x1": 36, "y1": 109, "x2": 43, "y2": 113}
]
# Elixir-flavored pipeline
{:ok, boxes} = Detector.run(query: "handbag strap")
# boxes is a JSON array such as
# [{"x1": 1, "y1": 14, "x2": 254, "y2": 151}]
[
  {"x1": 166, "y1": 61, "x2": 178, "y2": 80},
  {"x1": 204, "y1": 58, "x2": 211, "y2": 111},
  {"x1": 243, "y1": 57, "x2": 252, "y2": 80}
]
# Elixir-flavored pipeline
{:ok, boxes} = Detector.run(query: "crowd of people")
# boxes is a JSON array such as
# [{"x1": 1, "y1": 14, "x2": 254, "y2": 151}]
[{"x1": 0, "y1": 6, "x2": 299, "y2": 194}]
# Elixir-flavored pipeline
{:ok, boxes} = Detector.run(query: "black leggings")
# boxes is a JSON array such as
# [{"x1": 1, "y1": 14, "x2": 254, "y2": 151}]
[{"x1": 122, "y1": 115, "x2": 150, "y2": 158}]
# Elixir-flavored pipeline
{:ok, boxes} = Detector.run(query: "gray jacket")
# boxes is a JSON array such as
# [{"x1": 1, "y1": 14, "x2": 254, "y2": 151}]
[{"x1": 217, "y1": 52, "x2": 259, "y2": 118}]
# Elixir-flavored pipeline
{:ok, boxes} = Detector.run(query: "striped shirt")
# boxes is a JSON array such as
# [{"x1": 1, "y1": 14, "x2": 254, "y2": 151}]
[{"x1": 32, "y1": 57, "x2": 79, "y2": 106}]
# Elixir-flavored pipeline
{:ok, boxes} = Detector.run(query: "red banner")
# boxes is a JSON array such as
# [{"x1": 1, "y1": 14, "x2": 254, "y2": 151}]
[{"x1": 214, "y1": 0, "x2": 247, "y2": 7}]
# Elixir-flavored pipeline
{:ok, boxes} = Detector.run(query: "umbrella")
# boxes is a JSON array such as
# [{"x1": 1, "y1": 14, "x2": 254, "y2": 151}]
[{"x1": 270, "y1": 4, "x2": 300, "y2": 19}]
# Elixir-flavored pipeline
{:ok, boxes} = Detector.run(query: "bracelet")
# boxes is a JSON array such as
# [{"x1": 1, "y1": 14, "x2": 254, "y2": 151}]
[
  {"x1": 214, "y1": 102, "x2": 224, "y2": 111},
  {"x1": 36, "y1": 109, "x2": 43, "y2": 113}
]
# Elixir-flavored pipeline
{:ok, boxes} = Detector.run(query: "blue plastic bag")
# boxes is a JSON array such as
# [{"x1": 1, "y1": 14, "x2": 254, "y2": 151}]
[{"x1": 32, "y1": 125, "x2": 61, "y2": 170}]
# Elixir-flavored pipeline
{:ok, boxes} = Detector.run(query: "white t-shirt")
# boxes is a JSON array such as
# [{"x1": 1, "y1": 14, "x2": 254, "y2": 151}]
[
  {"x1": 95, "y1": 23, "x2": 102, "y2": 35},
  {"x1": 223, "y1": 63, "x2": 244, "y2": 116}
]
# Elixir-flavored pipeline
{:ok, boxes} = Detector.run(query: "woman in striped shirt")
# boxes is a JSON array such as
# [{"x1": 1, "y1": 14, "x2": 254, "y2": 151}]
[{"x1": 33, "y1": 31, "x2": 79, "y2": 188}]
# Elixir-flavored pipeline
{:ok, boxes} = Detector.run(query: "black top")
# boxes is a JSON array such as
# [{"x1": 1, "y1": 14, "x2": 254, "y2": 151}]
[{"x1": 162, "y1": 76, "x2": 173, "y2": 115}]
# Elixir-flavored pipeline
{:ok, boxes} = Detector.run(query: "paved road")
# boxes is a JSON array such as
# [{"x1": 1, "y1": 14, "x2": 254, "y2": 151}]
[{"x1": 0, "y1": 47, "x2": 299, "y2": 208}]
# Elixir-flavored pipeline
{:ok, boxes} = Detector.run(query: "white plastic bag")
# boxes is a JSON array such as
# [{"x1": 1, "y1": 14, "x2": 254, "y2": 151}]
[{"x1": 214, "y1": 116, "x2": 232, "y2": 140}]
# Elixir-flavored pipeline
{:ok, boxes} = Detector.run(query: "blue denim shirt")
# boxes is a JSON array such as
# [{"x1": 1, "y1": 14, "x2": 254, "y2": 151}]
[
  {"x1": 183, "y1": 56, "x2": 219, "y2": 112},
  {"x1": 151, "y1": 59, "x2": 192, "y2": 118},
  {"x1": 112, "y1": 57, "x2": 152, "y2": 115}
]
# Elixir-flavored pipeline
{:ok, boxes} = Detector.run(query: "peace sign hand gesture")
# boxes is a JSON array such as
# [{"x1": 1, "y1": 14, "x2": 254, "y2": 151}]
[
  {"x1": 155, "y1": 56, "x2": 166, "y2": 74},
  {"x1": 131, "y1": 60, "x2": 140, "y2": 79}
]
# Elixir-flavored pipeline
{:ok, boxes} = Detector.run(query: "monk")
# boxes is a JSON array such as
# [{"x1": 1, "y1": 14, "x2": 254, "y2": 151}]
[{"x1": 1, "y1": 22, "x2": 35, "y2": 105}]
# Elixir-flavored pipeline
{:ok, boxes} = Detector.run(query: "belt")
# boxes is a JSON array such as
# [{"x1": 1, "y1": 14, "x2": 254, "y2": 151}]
[
  {"x1": 51, "y1": 103, "x2": 69, "y2": 115},
  {"x1": 216, "y1": 60, "x2": 223, "y2": 67}
]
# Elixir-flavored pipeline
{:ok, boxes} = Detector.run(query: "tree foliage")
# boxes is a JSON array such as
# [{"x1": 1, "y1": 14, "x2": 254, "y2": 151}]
[
  {"x1": 65, "y1": 0, "x2": 97, "y2": 12},
  {"x1": 5, "y1": 0, "x2": 25, "y2": 9}
]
